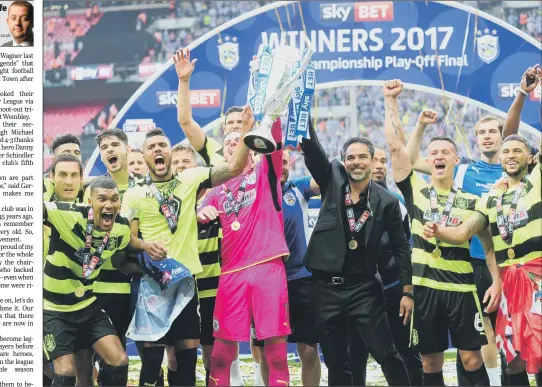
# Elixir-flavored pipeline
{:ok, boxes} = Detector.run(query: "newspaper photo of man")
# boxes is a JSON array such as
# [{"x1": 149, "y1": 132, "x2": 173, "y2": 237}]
[{"x1": 2, "y1": 0, "x2": 33, "y2": 47}]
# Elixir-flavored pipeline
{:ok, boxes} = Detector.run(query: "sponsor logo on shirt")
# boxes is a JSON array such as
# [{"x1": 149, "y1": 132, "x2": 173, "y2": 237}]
[{"x1": 222, "y1": 189, "x2": 257, "y2": 214}]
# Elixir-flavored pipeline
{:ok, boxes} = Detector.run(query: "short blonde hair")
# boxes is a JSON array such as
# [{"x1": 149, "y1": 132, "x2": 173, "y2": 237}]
[{"x1": 171, "y1": 143, "x2": 196, "y2": 155}]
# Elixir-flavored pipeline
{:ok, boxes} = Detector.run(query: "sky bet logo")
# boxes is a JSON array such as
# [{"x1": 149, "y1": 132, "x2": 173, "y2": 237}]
[
  {"x1": 320, "y1": 2, "x2": 394, "y2": 22},
  {"x1": 157, "y1": 89, "x2": 221, "y2": 107},
  {"x1": 498, "y1": 83, "x2": 540, "y2": 101}
]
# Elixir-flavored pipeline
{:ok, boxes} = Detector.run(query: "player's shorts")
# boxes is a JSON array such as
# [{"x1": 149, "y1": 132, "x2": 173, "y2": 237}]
[
  {"x1": 411, "y1": 286, "x2": 487, "y2": 354},
  {"x1": 161, "y1": 285, "x2": 201, "y2": 344},
  {"x1": 253, "y1": 276, "x2": 317, "y2": 347},
  {"x1": 471, "y1": 259, "x2": 497, "y2": 326},
  {"x1": 102, "y1": 293, "x2": 132, "y2": 344},
  {"x1": 199, "y1": 296, "x2": 216, "y2": 346},
  {"x1": 213, "y1": 258, "x2": 291, "y2": 342},
  {"x1": 43, "y1": 307, "x2": 117, "y2": 361}
]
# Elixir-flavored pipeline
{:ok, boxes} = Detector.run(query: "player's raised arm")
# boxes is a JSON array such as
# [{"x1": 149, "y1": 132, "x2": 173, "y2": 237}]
[
  {"x1": 209, "y1": 105, "x2": 255, "y2": 187},
  {"x1": 406, "y1": 109, "x2": 439, "y2": 175},
  {"x1": 174, "y1": 48, "x2": 206, "y2": 151},
  {"x1": 383, "y1": 79, "x2": 412, "y2": 183},
  {"x1": 503, "y1": 65, "x2": 540, "y2": 138},
  {"x1": 300, "y1": 118, "x2": 332, "y2": 192}
]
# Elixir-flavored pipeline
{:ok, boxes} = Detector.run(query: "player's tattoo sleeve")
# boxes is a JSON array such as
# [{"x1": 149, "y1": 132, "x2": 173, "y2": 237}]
[
  {"x1": 466, "y1": 212, "x2": 488, "y2": 239},
  {"x1": 210, "y1": 164, "x2": 237, "y2": 187}
]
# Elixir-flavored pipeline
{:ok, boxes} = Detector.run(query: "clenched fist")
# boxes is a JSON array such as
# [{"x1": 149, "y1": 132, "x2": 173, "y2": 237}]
[
  {"x1": 423, "y1": 222, "x2": 439, "y2": 240},
  {"x1": 418, "y1": 109, "x2": 439, "y2": 126},
  {"x1": 521, "y1": 64, "x2": 540, "y2": 93},
  {"x1": 383, "y1": 79, "x2": 404, "y2": 98}
]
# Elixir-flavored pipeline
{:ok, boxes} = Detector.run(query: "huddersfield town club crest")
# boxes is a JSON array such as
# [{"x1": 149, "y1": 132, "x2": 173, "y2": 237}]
[
  {"x1": 217, "y1": 35, "x2": 239, "y2": 71},
  {"x1": 476, "y1": 29, "x2": 499, "y2": 64}
]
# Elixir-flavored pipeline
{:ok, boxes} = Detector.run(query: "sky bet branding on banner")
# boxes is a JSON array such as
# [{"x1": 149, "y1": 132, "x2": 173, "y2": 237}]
[{"x1": 86, "y1": 1, "x2": 541, "y2": 176}]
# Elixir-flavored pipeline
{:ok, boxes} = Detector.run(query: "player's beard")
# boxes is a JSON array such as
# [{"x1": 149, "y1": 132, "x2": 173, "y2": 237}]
[
  {"x1": 505, "y1": 162, "x2": 527, "y2": 178},
  {"x1": 152, "y1": 163, "x2": 171, "y2": 178},
  {"x1": 347, "y1": 169, "x2": 370, "y2": 182}
]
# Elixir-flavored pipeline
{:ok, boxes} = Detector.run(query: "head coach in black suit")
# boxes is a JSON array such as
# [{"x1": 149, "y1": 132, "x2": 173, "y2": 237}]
[
  {"x1": 2, "y1": 1, "x2": 33, "y2": 47},
  {"x1": 300, "y1": 118, "x2": 414, "y2": 386}
]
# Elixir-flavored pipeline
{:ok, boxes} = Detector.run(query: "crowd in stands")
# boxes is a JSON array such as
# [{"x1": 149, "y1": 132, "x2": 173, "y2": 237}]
[
  {"x1": 203, "y1": 87, "x2": 541, "y2": 188},
  {"x1": 44, "y1": 3, "x2": 102, "y2": 70},
  {"x1": 505, "y1": 7, "x2": 542, "y2": 41}
]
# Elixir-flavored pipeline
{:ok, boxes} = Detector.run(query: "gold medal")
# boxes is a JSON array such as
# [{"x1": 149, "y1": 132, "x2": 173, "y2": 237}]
[
  {"x1": 74, "y1": 287, "x2": 85, "y2": 298},
  {"x1": 231, "y1": 221, "x2": 241, "y2": 231},
  {"x1": 432, "y1": 248, "x2": 442, "y2": 258},
  {"x1": 348, "y1": 240, "x2": 358, "y2": 250},
  {"x1": 507, "y1": 248, "x2": 515, "y2": 259}
]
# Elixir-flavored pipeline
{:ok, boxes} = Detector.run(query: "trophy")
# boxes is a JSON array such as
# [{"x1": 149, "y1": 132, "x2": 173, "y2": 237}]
[{"x1": 244, "y1": 41, "x2": 314, "y2": 154}]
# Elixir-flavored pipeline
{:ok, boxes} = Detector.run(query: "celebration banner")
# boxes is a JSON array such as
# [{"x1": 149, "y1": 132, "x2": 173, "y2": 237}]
[{"x1": 86, "y1": 1, "x2": 541, "y2": 175}]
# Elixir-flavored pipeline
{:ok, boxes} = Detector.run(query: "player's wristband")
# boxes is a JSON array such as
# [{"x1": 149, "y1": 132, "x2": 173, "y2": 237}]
[
  {"x1": 518, "y1": 88, "x2": 528, "y2": 97},
  {"x1": 402, "y1": 291, "x2": 414, "y2": 300}
]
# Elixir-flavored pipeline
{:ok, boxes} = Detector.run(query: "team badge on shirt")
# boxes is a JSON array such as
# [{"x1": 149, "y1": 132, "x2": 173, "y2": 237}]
[
  {"x1": 107, "y1": 236, "x2": 118, "y2": 251},
  {"x1": 284, "y1": 192, "x2": 297, "y2": 206},
  {"x1": 454, "y1": 197, "x2": 468, "y2": 210},
  {"x1": 247, "y1": 171, "x2": 257, "y2": 184}
]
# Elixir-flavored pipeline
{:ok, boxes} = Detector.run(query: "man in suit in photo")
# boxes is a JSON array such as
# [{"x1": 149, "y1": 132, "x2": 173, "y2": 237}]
[
  {"x1": 3, "y1": 1, "x2": 33, "y2": 47},
  {"x1": 300, "y1": 120, "x2": 414, "y2": 386}
]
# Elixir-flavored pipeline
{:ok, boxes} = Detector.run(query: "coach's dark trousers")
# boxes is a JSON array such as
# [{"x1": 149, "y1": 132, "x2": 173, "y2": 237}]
[
  {"x1": 348, "y1": 283, "x2": 423, "y2": 386},
  {"x1": 310, "y1": 274, "x2": 411, "y2": 386}
]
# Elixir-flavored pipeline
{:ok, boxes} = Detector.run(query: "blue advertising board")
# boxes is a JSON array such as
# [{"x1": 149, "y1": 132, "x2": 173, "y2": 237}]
[{"x1": 85, "y1": 0, "x2": 541, "y2": 176}]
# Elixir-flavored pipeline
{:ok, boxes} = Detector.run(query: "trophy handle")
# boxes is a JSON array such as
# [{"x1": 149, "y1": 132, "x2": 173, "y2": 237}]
[{"x1": 243, "y1": 115, "x2": 277, "y2": 154}]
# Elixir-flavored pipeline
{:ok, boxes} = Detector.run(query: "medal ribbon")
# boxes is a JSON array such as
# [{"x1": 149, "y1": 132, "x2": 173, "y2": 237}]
[
  {"x1": 145, "y1": 174, "x2": 178, "y2": 233},
  {"x1": 222, "y1": 173, "x2": 250, "y2": 220},
  {"x1": 429, "y1": 185, "x2": 458, "y2": 249},
  {"x1": 496, "y1": 179, "x2": 525, "y2": 245},
  {"x1": 82, "y1": 208, "x2": 110, "y2": 279},
  {"x1": 344, "y1": 183, "x2": 372, "y2": 241}
]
